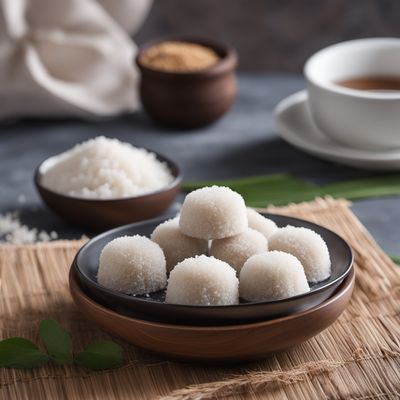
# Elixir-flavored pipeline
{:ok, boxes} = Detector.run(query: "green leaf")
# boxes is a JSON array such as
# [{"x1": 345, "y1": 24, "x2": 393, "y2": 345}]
[
  {"x1": 0, "y1": 338, "x2": 49, "y2": 369},
  {"x1": 182, "y1": 173, "x2": 400, "y2": 207},
  {"x1": 320, "y1": 175, "x2": 400, "y2": 201},
  {"x1": 389, "y1": 254, "x2": 400, "y2": 265},
  {"x1": 39, "y1": 320, "x2": 73, "y2": 365},
  {"x1": 182, "y1": 173, "x2": 317, "y2": 207},
  {"x1": 74, "y1": 341, "x2": 123, "y2": 370},
  {"x1": 182, "y1": 173, "x2": 304, "y2": 191}
]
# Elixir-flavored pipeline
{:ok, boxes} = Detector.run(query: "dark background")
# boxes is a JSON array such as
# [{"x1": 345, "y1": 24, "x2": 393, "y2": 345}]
[
  {"x1": 1, "y1": 1, "x2": 399, "y2": 255},
  {"x1": 135, "y1": 0, "x2": 400, "y2": 71}
]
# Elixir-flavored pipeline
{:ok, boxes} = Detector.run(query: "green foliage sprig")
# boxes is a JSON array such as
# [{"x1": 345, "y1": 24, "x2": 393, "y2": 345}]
[
  {"x1": 390, "y1": 255, "x2": 400, "y2": 265},
  {"x1": 0, "y1": 320, "x2": 123, "y2": 370},
  {"x1": 182, "y1": 173, "x2": 400, "y2": 207}
]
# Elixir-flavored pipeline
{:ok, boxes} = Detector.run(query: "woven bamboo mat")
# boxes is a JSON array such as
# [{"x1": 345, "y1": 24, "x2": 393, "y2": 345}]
[{"x1": 0, "y1": 197, "x2": 399, "y2": 400}]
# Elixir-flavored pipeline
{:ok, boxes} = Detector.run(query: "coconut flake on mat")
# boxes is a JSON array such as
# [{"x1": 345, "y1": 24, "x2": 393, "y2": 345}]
[
  {"x1": 0, "y1": 212, "x2": 58, "y2": 245},
  {"x1": 40, "y1": 136, "x2": 174, "y2": 199}
]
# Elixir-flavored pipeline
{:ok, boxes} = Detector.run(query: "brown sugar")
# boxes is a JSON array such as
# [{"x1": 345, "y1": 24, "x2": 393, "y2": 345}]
[{"x1": 139, "y1": 41, "x2": 220, "y2": 72}]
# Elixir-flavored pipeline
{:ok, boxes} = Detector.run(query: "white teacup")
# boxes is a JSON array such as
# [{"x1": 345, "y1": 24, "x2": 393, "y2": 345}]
[{"x1": 304, "y1": 38, "x2": 400, "y2": 151}]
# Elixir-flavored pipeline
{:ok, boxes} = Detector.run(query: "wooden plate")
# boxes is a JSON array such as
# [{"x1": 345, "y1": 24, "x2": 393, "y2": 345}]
[
  {"x1": 70, "y1": 267, "x2": 354, "y2": 362},
  {"x1": 73, "y1": 213, "x2": 353, "y2": 325}
]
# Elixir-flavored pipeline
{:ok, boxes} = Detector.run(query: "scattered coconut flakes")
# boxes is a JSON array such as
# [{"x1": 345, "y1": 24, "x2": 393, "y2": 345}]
[{"x1": 0, "y1": 212, "x2": 59, "y2": 245}]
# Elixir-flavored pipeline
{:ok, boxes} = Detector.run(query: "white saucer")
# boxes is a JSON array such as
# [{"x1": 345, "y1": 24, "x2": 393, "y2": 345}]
[{"x1": 274, "y1": 90, "x2": 400, "y2": 170}]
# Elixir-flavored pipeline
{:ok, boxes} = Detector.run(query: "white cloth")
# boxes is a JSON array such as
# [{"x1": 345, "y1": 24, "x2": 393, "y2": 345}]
[
  {"x1": 0, "y1": 0, "x2": 150, "y2": 119},
  {"x1": 98, "y1": 0, "x2": 152, "y2": 34}
]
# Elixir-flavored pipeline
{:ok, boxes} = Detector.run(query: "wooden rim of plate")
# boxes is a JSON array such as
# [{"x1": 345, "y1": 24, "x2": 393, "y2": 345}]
[{"x1": 69, "y1": 266, "x2": 355, "y2": 330}]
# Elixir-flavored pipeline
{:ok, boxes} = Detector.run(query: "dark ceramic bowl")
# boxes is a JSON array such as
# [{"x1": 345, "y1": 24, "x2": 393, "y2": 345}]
[
  {"x1": 73, "y1": 213, "x2": 353, "y2": 326},
  {"x1": 34, "y1": 150, "x2": 182, "y2": 230},
  {"x1": 136, "y1": 36, "x2": 237, "y2": 128}
]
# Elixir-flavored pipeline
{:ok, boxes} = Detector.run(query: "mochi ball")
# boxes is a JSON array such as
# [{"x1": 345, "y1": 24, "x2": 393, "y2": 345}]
[
  {"x1": 247, "y1": 208, "x2": 278, "y2": 239},
  {"x1": 239, "y1": 251, "x2": 310, "y2": 301},
  {"x1": 166, "y1": 255, "x2": 239, "y2": 305},
  {"x1": 179, "y1": 186, "x2": 248, "y2": 240},
  {"x1": 268, "y1": 226, "x2": 331, "y2": 283},
  {"x1": 151, "y1": 217, "x2": 208, "y2": 272},
  {"x1": 98, "y1": 235, "x2": 167, "y2": 295},
  {"x1": 210, "y1": 228, "x2": 268, "y2": 272}
]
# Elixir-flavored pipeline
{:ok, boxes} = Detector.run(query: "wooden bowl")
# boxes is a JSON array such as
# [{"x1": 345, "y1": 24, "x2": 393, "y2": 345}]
[
  {"x1": 34, "y1": 150, "x2": 182, "y2": 230},
  {"x1": 70, "y1": 267, "x2": 355, "y2": 362},
  {"x1": 136, "y1": 36, "x2": 237, "y2": 128},
  {"x1": 73, "y1": 213, "x2": 353, "y2": 325}
]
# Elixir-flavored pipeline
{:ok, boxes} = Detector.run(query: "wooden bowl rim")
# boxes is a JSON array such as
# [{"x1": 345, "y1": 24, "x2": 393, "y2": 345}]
[
  {"x1": 136, "y1": 36, "x2": 238, "y2": 79},
  {"x1": 34, "y1": 147, "x2": 182, "y2": 204},
  {"x1": 70, "y1": 266, "x2": 355, "y2": 332}
]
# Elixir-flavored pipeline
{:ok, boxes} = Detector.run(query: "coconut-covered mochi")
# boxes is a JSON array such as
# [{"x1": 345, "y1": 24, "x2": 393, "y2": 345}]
[
  {"x1": 247, "y1": 208, "x2": 278, "y2": 239},
  {"x1": 151, "y1": 218, "x2": 208, "y2": 272},
  {"x1": 98, "y1": 235, "x2": 167, "y2": 295},
  {"x1": 210, "y1": 228, "x2": 268, "y2": 272},
  {"x1": 268, "y1": 226, "x2": 331, "y2": 282},
  {"x1": 166, "y1": 255, "x2": 239, "y2": 305},
  {"x1": 239, "y1": 251, "x2": 310, "y2": 301},
  {"x1": 179, "y1": 186, "x2": 248, "y2": 240}
]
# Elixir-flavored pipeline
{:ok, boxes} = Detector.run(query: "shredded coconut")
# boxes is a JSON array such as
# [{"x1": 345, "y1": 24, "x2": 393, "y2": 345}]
[
  {"x1": 0, "y1": 212, "x2": 58, "y2": 245},
  {"x1": 40, "y1": 136, "x2": 174, "y2": 199}
]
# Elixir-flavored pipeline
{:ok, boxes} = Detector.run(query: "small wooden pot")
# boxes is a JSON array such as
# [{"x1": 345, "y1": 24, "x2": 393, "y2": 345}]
[{"x1": 136, "y1": 37, "x2": 237, "y2": 128}]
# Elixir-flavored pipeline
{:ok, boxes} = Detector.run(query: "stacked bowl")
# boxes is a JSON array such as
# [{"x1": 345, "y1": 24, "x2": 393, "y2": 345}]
[{"x1": 70, "y1": 209, "x2": 354, "y2": 362}]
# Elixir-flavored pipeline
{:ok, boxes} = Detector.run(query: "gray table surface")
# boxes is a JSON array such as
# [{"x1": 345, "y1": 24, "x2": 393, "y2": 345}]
[{"x1": 0, "y1": 73, "x2": 399, "y2": 255}]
